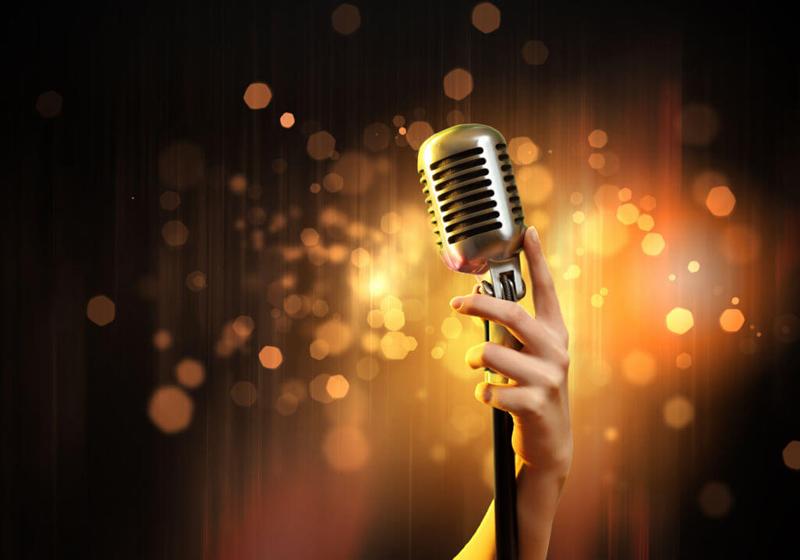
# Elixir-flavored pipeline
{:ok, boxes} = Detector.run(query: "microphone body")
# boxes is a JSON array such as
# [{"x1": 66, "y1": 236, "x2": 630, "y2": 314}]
[{"x1": 418, "y1": 124, "x2": 526, "y2": 560}]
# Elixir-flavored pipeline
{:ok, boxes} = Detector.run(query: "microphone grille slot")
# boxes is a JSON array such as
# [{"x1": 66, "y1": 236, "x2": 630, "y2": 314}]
[
  {"x1": 419, "y1": 173, "x2": 443, "y2": 247},
  {"x1": 496, "y1": 144, "x2": 526, "y2": 225}
]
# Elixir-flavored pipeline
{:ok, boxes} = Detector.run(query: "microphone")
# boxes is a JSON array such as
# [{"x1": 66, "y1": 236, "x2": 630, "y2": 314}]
[{"x1": 418, "y1": 123, "x2": 525, "y2": 560}]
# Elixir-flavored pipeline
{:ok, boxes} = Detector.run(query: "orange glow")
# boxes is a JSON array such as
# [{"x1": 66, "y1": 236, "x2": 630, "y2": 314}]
[
  {"x1": 676, "y1": 352, "x2": 693, "y2": 369},
  {"x1": 323, "y1": 426, "x2": 369, "y2": 471},
  {"x1": 326, "y1": 374, "x2": 350, "y2": 399},
  {"x1": 784, "y1": 441, "x2": 800, "y2": 470},
  {"x1": 243, "y1": 82, "x2": 272, "y2": 110},
  {"x1": 148, "y1": 386, "x2": 193, "y2": 433},
  {"x1": 230, "y1": 381, "x2": 258, "y2": 407},
  {"x1": 698, "y1": 482, "x2": 733, "y2": 518},
  {"x1": 162, "y1": 220, "x2": 189, "y2": 247},
  {"x1": 175, "y1": 358, "x2": 205, "y2": 388},
  {"x1": 705, "y1": 185, "x2": 736, "y2": 217},
  {"x1": 443, "y1": 68, "x2": 474, "y2": 101},
  {"x1": 307, "y1": 131, "x2": 336, "y2": 160},
  {"x1": 663, "y1": 395, "x2": 694, "y2": 429},
  {"x1": 588, "y1": 129, "x2": 608, "y2": 148},
  {"x1": 508, "y1": 136, "x2": 540, "y2": 165},
  {"x1": 279, "y1": 112, "x2": 295, "y2": 128},
  {"x1": 521, "y1": 40, "x2": 548, "y2": 65},
  {"x1": 87, "y1": 295, "x2": 115, "y2": 326},
  {"x1": 331, "y1": 3, "x2": 361, "y2": 35},
  {"x1": 471, "y1": 2, "x2": 501, "y2": 33},
  {"x1": 719, "y1": 308, "x2": 746, "y2": 332},
  {"x1": 616, "y1": 202, "x2": 640, "y2": 225},
  {"x1": 258, "y1": 346, "x2": 284, "y2": 369},
  {"x1": 406, "y1": 121, "x2": 434, "y2": 150}
]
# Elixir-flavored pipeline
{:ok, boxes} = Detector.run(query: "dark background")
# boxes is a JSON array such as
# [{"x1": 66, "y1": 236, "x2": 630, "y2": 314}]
[{"x1": 3, "y1": 1, "x2": 799, "y2": 558}]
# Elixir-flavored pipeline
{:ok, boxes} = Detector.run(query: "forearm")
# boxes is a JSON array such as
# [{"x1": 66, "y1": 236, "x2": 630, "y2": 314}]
[{"x1": 455, "y1": 461, "x2": 567, "y2": 560}]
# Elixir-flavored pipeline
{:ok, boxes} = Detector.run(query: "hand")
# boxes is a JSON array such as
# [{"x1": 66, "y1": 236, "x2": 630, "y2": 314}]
[{"x1": 450, "y1": 226, "x2": 572, "y2": 476}]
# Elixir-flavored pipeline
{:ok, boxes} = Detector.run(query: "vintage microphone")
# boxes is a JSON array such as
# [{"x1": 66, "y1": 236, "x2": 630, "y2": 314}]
[{"x1": 418, "y1": 124, "x2": 526, "y2": 560}]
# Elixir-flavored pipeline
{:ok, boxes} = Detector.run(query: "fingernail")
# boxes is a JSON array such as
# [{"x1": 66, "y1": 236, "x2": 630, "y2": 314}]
[
  {"x1": 465, "y1": 345, "x2": 481, "y2": 366},
  {"x1": 450, "y1": 297, "x2": 464, "y2": 310},
  {"x1": 475, "y1": 384, "x2": 491, "y2": 403},
  {"x1": 528, "y1": 226, "x2": 540, "y2": 242}
]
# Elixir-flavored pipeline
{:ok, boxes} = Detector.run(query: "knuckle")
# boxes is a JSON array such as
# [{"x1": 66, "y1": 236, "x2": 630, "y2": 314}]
[
  {"x1": 555, "y1": 348, "x2": 570, "y2": 369},
  {"x1": 507, "y1": 303, "x2": 529, "y2": 326}
]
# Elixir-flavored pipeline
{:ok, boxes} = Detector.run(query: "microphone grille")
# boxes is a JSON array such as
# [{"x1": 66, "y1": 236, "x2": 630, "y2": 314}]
[{"x1": 418, "y1": 125, "x2": 524, "y2": 262}]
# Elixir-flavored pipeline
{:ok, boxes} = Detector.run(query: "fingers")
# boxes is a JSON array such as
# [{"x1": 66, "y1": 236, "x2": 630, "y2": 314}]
[
  {"x1": 522, "y1": 226, "x2": 566, "y2": 334},
  {"x1": 450, "y1": 293, "x2": 559, "y2": 358},
  {"x1": 474, "y1": 382, "x2": 549, "y2": 417},
  {"x1": 465, "y1": 342, "x2": 563, "y2": 387}
]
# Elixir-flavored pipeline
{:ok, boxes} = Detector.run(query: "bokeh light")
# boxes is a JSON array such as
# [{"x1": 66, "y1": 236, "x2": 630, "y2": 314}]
[
  {"x1": 663, "y1": 395, "x2": 694, "y2": 429},
  {"x1": 259, "y1": 345, "x2": 284, "y2": 369},
  {"x1": 719, "y1": 308, "x2": 746, "y2": 333},
  {"x1": 521, "y1": 40, "x2": 548, "y2": 65},
  {"x1": 35, "y1": 90, "x2": 63, "y2": 118},
  {"x1": 279, "y1": 112, "x2": 295, "y2": 128},
  {"x1": 783, "y1": 441, "x2": 800, "y2": 470},
  {"x1": 243, "y1": 82, "x2": 272, "y2": 110},
  {"x1": 443, "y1": 68, "x2": 474, "y2": 101},
  {"x1": 666, "y1": 307, "x2": 694, "y2": 335},
  {"x1": 175, "y1": 358, "x2": 205, "y2": 388},
  {"x1": 87, "y1": 295, "x2": 115, "y2": 326},
  {"x1": 471, "y1": 2, "x2": 501, "y2": 33},
  {"x1": 148, "y1": 386, "x2": 193, "y2": 434},
  {"x1": 698, "y1": 481, "x2": 733, "y2": 518},
  {"x1": 331, "y1": 3, "x2": 361, "y2": 35},
  {"x1": 705, "y1": 186, "x2": 736, "y2": 217},
  {"x1": 621, "y1": 349, "x2": 656, "y2": 386}
]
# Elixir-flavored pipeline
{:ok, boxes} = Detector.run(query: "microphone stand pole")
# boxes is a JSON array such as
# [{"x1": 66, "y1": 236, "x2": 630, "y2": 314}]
[{"x1": 481, "y1": 272, "x2": 521, "y2": 560}]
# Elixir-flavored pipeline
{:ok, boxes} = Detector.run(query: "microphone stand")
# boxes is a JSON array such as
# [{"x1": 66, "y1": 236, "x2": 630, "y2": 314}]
[{"x1": 481, "y1": 262, "x2": 524, "y2": 560}]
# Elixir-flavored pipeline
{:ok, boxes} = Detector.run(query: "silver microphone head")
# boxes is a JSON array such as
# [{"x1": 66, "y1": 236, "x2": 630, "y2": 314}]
[{"x1": 418, "y1": 123, "x2": 527, "y2": 299}]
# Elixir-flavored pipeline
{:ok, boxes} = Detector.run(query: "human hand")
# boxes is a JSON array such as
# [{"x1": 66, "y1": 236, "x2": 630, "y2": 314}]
[{"x1": 450, "y1": 226, "x2": 572, "y2": 475}]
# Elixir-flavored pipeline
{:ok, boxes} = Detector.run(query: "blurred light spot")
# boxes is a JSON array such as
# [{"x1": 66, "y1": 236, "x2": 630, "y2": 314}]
[
  {"x1": 312, "y1": 299, "x2": 330, "y2": 317},
  {"x1": 616, "y1": 202, "x2": 640, "y2": 225},
  {"x1": 271, "y1": 158, "x2": 288, "y2": 174},
  {"x1": 637, "y1": 214, "x2": 655, "y2": 231},
  {"x1": 326, "y1": 374, "x2": 350, "y2": 399},
  {"x1": 508, "y1": 137, "x2": 539, "y2": 165},
  {"x1": 380, "y1": 331, "x2": 410, "y2": 360},
  {"x1": 228, "y1": 173, "x2": 247, "y2": 194},
  {"x1": 230, "y1": 381, "x2": 258, "y2": 407},
  {"x1": 516, "y1": 164, "x2": 553, "y2": 204},
  {"x1": 783, "y1": 441, "x2": 800, "y2": 470},
  {"x1": 279, "y1": 112, "x2": 295, "y2": 128},
  {"x1": 570, "y1": 191, "x2": 583, "y2": 205},
  {"x1": 572, "y1": 210, "x2": 585, "y2": 224},
  {"x1": 719, "y1": 308, "x2": 746, "y2": 333},
  {"x1": 160, "y1": 191, "x2": 181, "y2": 210},
  {"x1": 258, "y1": 345, "x2": 283, "y2": 369},
  {"x1": 591, "y1": 294, "x2": 604, "y2": 308},
  {"x1": 186, "y1": 270, "x2": 207, "y2": 292},
  {"x1": 705, "y1": 185, "x2": 736, "y2": 217},
  {"x1": 443, "y1": 68, "x2": 474, "y2": 101},
  {"x1": 175, "y1": 358, "x2": 205, "y2": 388},
  {"x1": 87, "y1": 295, "x2": 115, "y2": 326},
  {"x1": 431, "y1": 345, "x2": 445, "y2": 359},
  {"x1": 666, "y1": 307, "x2": 694, "y2": 335},
  {"x1": 307, "y1": 130, "x2": 336, "y2": 160},
  {"x1": 618, "y1": 187, "x2": 632, "y2": 202},
  {"x1": 398, "y1": 126, "x2": 407, "y2": 135},
  {"x1": 323, "y1": 426, "x2": 369, "y2": 471},
  {"x1": 243, "y1": 82, "x2": 272, "y2": 110},
  {"x1": 688, "y1": 260, "x2": 701, "y2": 273},
  {"x1": 603, "y1": 427, "x2": 619, "y2": 442},
  {"x1": 148, "y1": 385, "x2": 193, "y2": 433},
  {"x1": 356, "y1": 356, "x2": 380, "y2": 380},
  {"x1": 731, "y1": 296, "x2": 740, "y2": 305},
  {"x1": 392, "y1": 115, "x2": 405, "y2": 127},
  {"x1": 366, "y1": 309, "x2": 384, "y2": 329},
  {"x1": 521, "y1": 40, "x2": 548, "y2": 65},
  {"x1": 310, "y1": 339, "x2": 330, "y2": 360},
  {"x1": 430, "y1": 443, "x2": 447, "y2": 463},
  {"x1": 322, "y1": 172, "x2": 344, "y2": 192},
  {"x1": 668, "y1": 273, "x2": 677, "y2": 282},
  {"x1": 622, "y1": 349, "x2": 656, "y2": 385},
  {"x1": 331, "y1": 151, "x2": 375, "y2": 195},
  {"x1": 441, "y1": 317, "x2": 463, "y2": 339},
  {"x1": 310, "y1": 182, "x2": 321, "y2": 193},
  {"x1": 594, "y1": 183, "x2": 621, "y2": 210},
  {"x1": 162, "y1": 220, "x2": 189, "y2": 247},
  {"x1": 676, "y1": 352, "x2": 693, "y2": 369},
  {"x1": 588, "y1": 129, "x2": 608, "y2": 148},
  {"x1": 331, "y1": 3, "x2": 361, "y2": 35},
  {"x1": 641, "y1": 232, "x2": 666, "y2": 256},
  {"x1": 663, "y1": 395, "x2": 694, "y2": 429},
  {"x1": 300, "y1": 227, "x2": 320, "y2": 247},
  {"x1": 232, "y1": 315, "x2": 254, "y2": 338},
  {"x1": 720, "y1": 224, "x2": 760, "y2": 265},
  {"x1": 360, "y1": 332, "x2": 380, "y2": 353},
  {"x1": 36, "y1": 90, "x2": 63, "y2": 118},
  {"x1": 681, "y1": 103, "x2": 719, "y2": 146},
  {"x1": 309, "y1": 374, "x2": 333, "y2": 403},
  {"x1": 153, "y1": 329, "x2": 173, "y2": 351},
  {"x1": 588, "y1": 153, "x2": 605, "y2": 170},
  {"x1": 406, "y1": 121, "x2": 434, "y2": 150},
  {"x1": 698, "y1": 481, "x2": 733, "y2": 518},
  {"x1": 384, "y1": 308, "x2": 406, "y2": 331},
  {"x1": 563, "y1": 264, "x2": 581, "y2": 280},
  {"x1": 471, "y1": 2, "x2": 501, "y2": 33}
]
